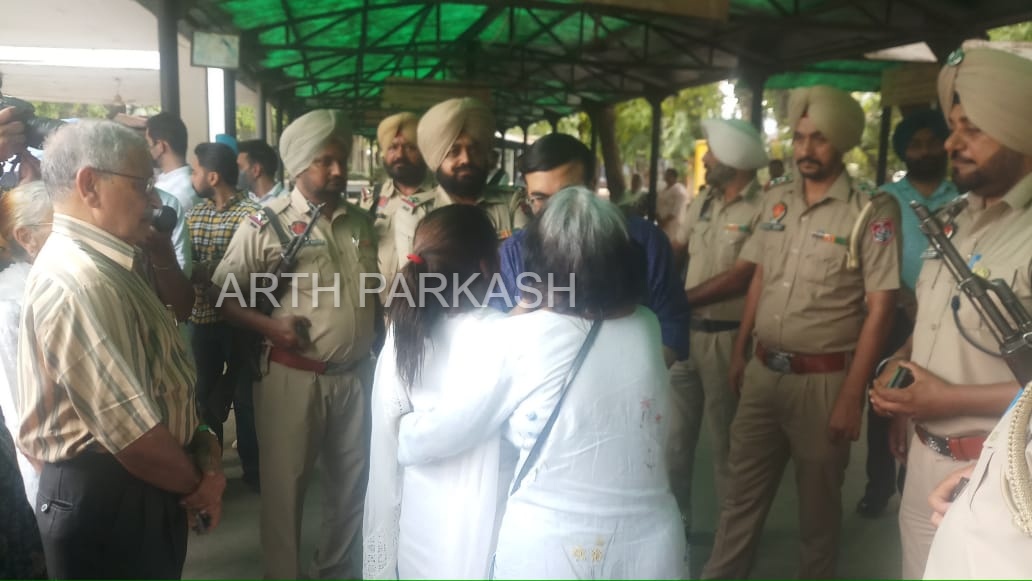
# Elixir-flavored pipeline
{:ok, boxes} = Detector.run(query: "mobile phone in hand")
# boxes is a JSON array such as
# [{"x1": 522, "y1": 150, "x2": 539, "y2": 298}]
[{"x1": 888, "y1": 366, "x2": 913, "y2": 388}]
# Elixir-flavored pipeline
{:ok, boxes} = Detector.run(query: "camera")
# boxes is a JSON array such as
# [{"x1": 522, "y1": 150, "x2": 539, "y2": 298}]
[
  {"x1": 0, "y1": 94, "x2": 66, "y2": 150},
  {"x1": 152, "y1": 205, "x2": 177, "y2": 234}
]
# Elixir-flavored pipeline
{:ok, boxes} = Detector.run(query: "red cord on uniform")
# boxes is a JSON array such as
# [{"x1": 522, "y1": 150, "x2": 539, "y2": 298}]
[{"x1": 407, "y1": 253, "x2": 424, "y2": 265}]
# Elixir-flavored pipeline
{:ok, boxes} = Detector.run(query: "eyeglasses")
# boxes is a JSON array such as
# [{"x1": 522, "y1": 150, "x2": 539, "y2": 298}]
[{"x1": 93, "y1": 169, "x2": 156, "y2": 196}]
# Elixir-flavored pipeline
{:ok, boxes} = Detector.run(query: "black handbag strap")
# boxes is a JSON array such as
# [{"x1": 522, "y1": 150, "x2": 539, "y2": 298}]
[{"x1": 510, "y1": 319, "x2": 602, "y2": 496}]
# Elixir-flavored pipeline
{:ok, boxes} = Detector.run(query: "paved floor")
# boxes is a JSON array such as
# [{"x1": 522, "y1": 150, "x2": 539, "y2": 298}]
[{"x1": 183, "y1": 411, "x2": 904, "y2": 579}]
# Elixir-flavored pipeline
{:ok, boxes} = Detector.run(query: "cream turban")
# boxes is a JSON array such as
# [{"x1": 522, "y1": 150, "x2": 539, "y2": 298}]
[
  {"x1": 279, "y1": 109, "x2": 351, "y2": 180},
  {"x1": 938, "y1": 47, "x2": 1032, "y2": 156},
  {"x1": 417, "y1": 98, "x2": 495, "y2": 172},
  {"x1": 787, "y1": 86, "x2": 865, "y2": 153},
  {"x1": 377, "y1": 112, "x2": 419, "y2": 154},
  {"x1": 701, "y1": 118, "x2": 769, "y2": 170}
]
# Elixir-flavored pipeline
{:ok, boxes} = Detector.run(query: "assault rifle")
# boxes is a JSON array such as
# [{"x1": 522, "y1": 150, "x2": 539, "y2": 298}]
[{"x1": 911, "y1": 198, "x2": 1032, "y2": 386}]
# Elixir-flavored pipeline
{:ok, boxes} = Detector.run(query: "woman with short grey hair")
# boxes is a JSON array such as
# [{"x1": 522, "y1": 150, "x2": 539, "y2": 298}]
[
  {"x1": 396, "y1": 186, "x2": 685, "y2": 579},
  {"x1": 0, "y1": 180, "x2": 53, "y2": 504}
]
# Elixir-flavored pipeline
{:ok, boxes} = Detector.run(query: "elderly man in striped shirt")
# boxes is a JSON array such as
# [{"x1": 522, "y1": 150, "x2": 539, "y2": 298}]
[{"x1": 16, "y1": 120, "x2": 225, "y2": 579}]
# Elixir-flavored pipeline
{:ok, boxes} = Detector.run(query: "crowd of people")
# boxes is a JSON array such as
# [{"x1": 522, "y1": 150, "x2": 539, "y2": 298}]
[{"x1": 0, "y1": 42, "x2": 1030, "y2": 581}]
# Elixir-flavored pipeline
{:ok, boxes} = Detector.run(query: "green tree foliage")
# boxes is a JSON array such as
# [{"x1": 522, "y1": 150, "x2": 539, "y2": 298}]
[{"x1": 989, "y1": 21, "x2": 1032, "y2": 41}]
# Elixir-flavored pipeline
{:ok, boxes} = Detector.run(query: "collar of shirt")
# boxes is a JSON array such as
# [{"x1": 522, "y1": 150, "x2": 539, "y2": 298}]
[
  {"x1": 198, "y1": 191, "x2": 248, "y2": 213},
  {"x1": 798, "y1": 170, "x2": 852, "y2": 207},
  {"x1": 157, "y1": 165, "x2": 190, "y2": 186},
  {"x1": 1001, "y1": 172, "x2": 1032, "y2": 210},
  {"x1": 289, "y1": 187, "x2": 348, "y2": 221},
  {"x1": 881, "y1": 177, "x2": 958, "y2": 206},
  {"x1": 251, "y1": 182, "x2": 285, "y2": 204},
  {"x1": 52, "y1": 214, "x2": 137, "y2": 271},
  {"x1": 384, "y1": 173, "x2": 435, "y2": 199}
]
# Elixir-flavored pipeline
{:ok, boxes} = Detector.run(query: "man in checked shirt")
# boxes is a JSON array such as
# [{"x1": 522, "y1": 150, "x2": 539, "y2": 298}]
[{"x1": 187, "y1": 142, "x2": 263, "y2": 489}]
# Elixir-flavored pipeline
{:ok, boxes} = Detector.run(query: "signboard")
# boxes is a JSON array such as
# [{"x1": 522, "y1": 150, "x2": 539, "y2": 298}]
[
  {"x1": 881, "y1": 64, "x2": 939, "y2": 108},
  {"x1": 192, "y1": 31, "x2": 240, "y2": 70},
  {"x1": 582, "y1": 0, "x2": 728, "y2": 20},
  {"x1": 382, "y1": 77, "x2": 492, "y2": 110}
]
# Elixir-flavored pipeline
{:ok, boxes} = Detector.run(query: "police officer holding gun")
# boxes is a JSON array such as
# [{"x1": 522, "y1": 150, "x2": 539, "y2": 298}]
[
  {"x1": 870, "y1": 44, "x2": 1032, "y2": 579},
  {"x1": 210, "y1": 109, "x2": 378, "y2": 580}
]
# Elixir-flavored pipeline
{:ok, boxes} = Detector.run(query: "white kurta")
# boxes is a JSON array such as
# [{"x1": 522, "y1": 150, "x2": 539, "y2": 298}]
[
  {"x1": 923, "y1": 399, "x2": 1032, "y2": 579},
  {"x1": 363, "y1": 308, "x2": 511, "y2": 580},
  {"x1": 398, "y1": 307, "x2": 685, "y2": 579},
  {"x1": 0, "y1": 262, "x2": 37, "y2": 504}
]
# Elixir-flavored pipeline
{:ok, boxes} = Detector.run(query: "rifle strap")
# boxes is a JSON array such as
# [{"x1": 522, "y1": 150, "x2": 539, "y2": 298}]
[
  {"x1": 262, "y1": 207, "x2": 292, "y2": 247},
  {"x1": 368, "y1": 182, "x2": 384, "y2": 220}
]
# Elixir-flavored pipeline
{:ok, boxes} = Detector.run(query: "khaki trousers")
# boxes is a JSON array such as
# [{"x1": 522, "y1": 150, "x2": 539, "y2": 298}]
[
  {"x1": 702, "y1": 359, "x2": 851, "y2": 579},
  {"x1": 666, "y1": 329, "x2": 740, "y2": 529},
  {"x1": 254, "y1": 359, "x2": 371, "y2": 580},
  {"x1": 898, "y1": 434, "x2": 975, "y2": 579}
]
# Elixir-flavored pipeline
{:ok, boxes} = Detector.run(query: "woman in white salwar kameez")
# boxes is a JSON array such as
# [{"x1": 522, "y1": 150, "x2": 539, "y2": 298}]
[
  {"x1": 0, "y1": 181, "x2": 53, "y2": 505},
  {"x1": 397, "y1": 187, "x2": 685, "y2": 580},
  {"x1": 363, "y1": 204, "x2": 513, "y2": 580}
]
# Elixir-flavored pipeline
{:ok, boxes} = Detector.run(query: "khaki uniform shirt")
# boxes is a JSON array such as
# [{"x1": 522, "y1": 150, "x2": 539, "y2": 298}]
[
  {"x1": 739, "y1": 171, "x2": 902, "y2": 353},
  {"x1": 680, "y1": 180, "x2": 765, "y2": 322},
  {"x1": 212, "y1": 188, "x2": 378, "y2": 366},
  {"x1": 18, "y1": 215, "x2": 198, "y2": 461},
  {"x1": 372, "y1": 176, "x2": 435, "y2": 289},
  {"x1": 911, "y1": 174, "x2": 1032, "y2": 437},
  {"x1": 922, "y1": 394, "x2": 1032, "y2": 578},
  {"x1": 393, "y1": 184, "x2": 515, "y2": 270}
]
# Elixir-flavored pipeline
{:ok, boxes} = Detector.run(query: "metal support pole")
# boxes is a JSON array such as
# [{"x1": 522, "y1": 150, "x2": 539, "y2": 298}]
[
  {"x1": 275, "y1": 98, "x2": 285, "y2": 142},
  {"x1": 646, "y1": 95, "x2": 663, "y2": 221},
  {"x1": 876, "y1": 106, "x2": 892, "y2": 185},
  {"x1": 257, "y1": 82, "x2": 267, "y2": 141},
  {"x1": 750, "y1": 77, "x2": 766, "y2": 132},
  {"x1": 223, "y1": 69, "x2": 237, "y2": 138},
  {"x1": 157, "y1": 0, "x2": 180, "y2": 116}
]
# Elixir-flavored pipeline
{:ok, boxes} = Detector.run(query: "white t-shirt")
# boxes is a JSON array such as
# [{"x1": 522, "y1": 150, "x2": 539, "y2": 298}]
[{"x1": 156, "y1": 165, "x2": 202, "y2": 215}]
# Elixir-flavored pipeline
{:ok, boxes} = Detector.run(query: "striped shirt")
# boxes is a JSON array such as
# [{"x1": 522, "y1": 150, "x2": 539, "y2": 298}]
[
  {"x1": 187, "y1": 193, "x2": 262, "y2": 324},
  {"x1": 17, "y1": 215, "x2": 198, "y2": 462}
]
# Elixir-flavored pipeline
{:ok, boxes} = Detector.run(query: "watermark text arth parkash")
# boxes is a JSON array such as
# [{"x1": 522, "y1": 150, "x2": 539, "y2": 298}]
[{"x1": 214, "y1": 272, "x2": 576, "y2": 309}]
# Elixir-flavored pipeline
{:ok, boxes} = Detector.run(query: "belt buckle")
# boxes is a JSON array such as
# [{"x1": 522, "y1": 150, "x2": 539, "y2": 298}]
[
  {"x1": 766, "y1": 350, "x2": 793, "y2": 374},
  {"x1": 925, "y1": 432, "x2": 951, "y2": 458}
]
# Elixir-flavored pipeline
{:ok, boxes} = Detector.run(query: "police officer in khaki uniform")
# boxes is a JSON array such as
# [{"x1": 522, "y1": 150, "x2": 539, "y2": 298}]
[
  {"x1": 870, "y1": 45, "x2": 1032, "y2": 579},
  {"x1": 393, "y1": 98, "x2": 514, "y2": 266},
  {"x1": 371, "y1": 113, "x2": 434, "y2": 297},
  {"x1": 211, "y1": 109, "x2": 377, "y2": 580},
  {"x1": 666, "y1": 118, "x2": 768, "y2": 536},
  {"x1": 702, "y1": 86, "x2": 902, "y2": 579}
]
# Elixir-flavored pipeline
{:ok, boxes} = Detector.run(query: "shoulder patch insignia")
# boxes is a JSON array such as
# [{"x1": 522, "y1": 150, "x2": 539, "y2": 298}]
[
  {"x1": 248, "y1": 212, "x2": 269, "y2": 230},
  {"x1": 290, "y1": 220, "x2": 308, "y2": 236},
  {"x1": 870, "y1": 217, "x2": 894, "y2": 244}
]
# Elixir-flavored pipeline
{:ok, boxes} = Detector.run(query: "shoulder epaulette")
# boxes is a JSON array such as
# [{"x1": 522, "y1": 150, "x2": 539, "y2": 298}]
[
  {"x1": 247, "y1": 211, "x2": 270, "y2": 230},
  {"x1": 766, "y1": 174, "x2": 793, "y2": 190},
  {"x1": 855, "y1": 179, "x2": 879, "y2": 198}
]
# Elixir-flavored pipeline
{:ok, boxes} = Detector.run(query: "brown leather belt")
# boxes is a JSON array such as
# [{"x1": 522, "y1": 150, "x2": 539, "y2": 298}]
[
  {"x1": 755, "y1": 343, "x2": 848, "y2": 374},
  {"x1": 915, "y1": 424, "x2": 986, "y2": 462},
  {"x1": 268, "y1": 347, "x2": 359, "y2": 376}
]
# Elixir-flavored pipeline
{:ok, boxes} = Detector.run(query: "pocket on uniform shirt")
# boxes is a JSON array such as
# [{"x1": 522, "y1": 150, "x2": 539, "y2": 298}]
[
  {"x1": 799, "y1": 239, "x2": 847, "y2": 285},
  {"x1": 717, "y1": 229, "x2": 751, "y2": 268}
]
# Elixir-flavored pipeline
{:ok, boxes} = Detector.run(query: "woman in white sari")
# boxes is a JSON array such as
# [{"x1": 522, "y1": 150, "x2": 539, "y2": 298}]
[
  {"x1": 363, "y1": 204, "x2": 513, "y2": 579},
  {"x1": 0, "y1": 181, "x2": 53, "y2": 505},
  {"x1": 397, "y1": 187, "x2": 685, "y2": 579}
]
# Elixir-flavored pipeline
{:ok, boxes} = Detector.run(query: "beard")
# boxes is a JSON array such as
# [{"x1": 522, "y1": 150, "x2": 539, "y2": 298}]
[
  {"x1": 237, "y1": 172, "x2": 255, "y2": 193},
  {"x1": 386, "y1": 159, "x2": 428, "y2": 188},
  {"x1": 952, "y1": 147, "x2": 1025, "y2": 197},
  {"x1": 704, "y1": 161, "x2": 738, "y2": 188},
  {"x1": 905, "y1": 154, "x2": 947, "y2": 182},
  {"x1": 436, "y1": 165, "x2": 488, "y2": 200}
]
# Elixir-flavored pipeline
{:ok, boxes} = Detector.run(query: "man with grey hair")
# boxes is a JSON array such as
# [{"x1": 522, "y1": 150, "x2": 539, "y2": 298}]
[{"x1": 16, "y1": 120, "x2": 225, "y2": 578}]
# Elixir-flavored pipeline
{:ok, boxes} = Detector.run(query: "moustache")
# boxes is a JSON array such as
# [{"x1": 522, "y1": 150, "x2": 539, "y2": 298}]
[
  {"x1": 797, "y1": 158, "x2": 822, "y2": 166},
  {"x1": 950, "y1": 152, "x2": 974, "y2": 165}
]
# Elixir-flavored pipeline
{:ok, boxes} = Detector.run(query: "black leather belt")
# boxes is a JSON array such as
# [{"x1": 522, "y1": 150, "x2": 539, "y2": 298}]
[{"x1": 688, "y1": 318, "x2": 740, "y2": 333}]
